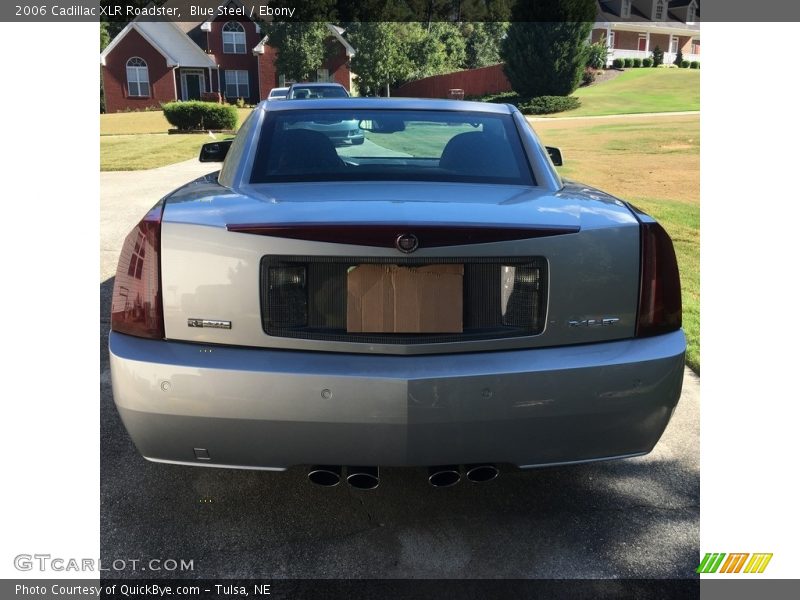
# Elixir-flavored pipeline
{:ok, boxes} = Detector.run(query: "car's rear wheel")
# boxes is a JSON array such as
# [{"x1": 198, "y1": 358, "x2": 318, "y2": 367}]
[{"x1": 352, "y1": 137, "x2": 365, "y2": 145}]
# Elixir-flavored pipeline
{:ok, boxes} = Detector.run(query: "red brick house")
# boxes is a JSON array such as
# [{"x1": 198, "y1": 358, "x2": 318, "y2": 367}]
[
  {"x1": 593, "y1": 0, "x2": 700, "y2": 65},
  {"x1": 100, "y1": 0, "x2": 356, "y2": 113}
]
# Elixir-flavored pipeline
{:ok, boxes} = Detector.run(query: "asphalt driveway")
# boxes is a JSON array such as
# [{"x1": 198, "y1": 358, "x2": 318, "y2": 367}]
[{"x1": 100, "y1": 159, "x2": 700, "y2": 579}]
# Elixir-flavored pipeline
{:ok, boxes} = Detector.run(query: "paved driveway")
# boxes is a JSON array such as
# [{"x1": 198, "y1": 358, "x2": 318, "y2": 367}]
[{"x1": 100, "y1": 159, "x2": 699, "y2": 579}]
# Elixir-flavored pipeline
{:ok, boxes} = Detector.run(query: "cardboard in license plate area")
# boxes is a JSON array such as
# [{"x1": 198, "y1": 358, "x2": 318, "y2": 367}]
[{"x1": 346, "y1": 264, "x2": 464, "y2": 333}]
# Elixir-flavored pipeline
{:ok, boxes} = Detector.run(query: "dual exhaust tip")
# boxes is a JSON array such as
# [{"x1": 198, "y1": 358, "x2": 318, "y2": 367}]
[
  {"x1": 308, "y1": 465, "x2": 379, "y2": 490},
  {"x1": 307, "y1": 464, "x2": 499, "y2": 489}
]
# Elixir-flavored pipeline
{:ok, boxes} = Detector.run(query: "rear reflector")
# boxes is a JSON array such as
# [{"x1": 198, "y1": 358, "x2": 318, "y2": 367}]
[
  {"x1": 110, "y1": 202, "x2": 165, "y2": 339},
  {"x1": 636, "y1": 220, "x2": 682, "y2": 337}
]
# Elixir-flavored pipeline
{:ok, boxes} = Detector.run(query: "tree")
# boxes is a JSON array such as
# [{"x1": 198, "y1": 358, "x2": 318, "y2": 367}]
[
  {"x1": 100, "y1": 21, "x2": 110, "y2": 113},
  {"x1": 264, "y1": 22, "x2": 330, "y2": 82},
  {"x1": 348, "y1": 22, "x2": 413, "y2": 96},
  {"x1": 462, "y1": 22, "x2": 508, "y2": 70},
  {"x1": 652, "y1": 45, "x2": 664, "y2": 67},
  {"x1": 500, "y1": 0, "x2": 596, "y2": 97},
  {"x1": 674, "y1": 49, "x2": 684, "y2": 66}
]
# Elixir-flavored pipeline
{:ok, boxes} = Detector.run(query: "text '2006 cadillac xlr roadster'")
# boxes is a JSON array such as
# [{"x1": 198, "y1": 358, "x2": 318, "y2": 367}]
[{"x1": 109, "y1": 98, "x2": 685, "y2": 490}]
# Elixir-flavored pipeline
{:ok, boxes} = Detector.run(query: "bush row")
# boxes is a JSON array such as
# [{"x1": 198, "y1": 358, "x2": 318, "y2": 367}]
[
  {"x1": 612, "y1": 57, "x2": 698, "y2": 69},
  {"x1": 162, "y1": 101, "x2": 238, "y2": 131}
]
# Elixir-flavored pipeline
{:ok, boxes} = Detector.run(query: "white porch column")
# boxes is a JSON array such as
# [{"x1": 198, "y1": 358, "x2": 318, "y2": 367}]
[
  {"x1": 645, "y1": 31, "x2": 651, "y2": 52},
  {"x1": 606, "y1": 26, "x2": 612, "y2": 47}
]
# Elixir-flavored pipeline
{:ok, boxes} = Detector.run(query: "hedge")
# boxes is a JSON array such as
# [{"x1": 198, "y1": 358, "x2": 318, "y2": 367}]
[
  {"x1": 680, "y1": 59, "x2": 690, "y2": 68},
  {"x1": 162, "y1": 101, "x2": 238, "y2": 131},
  {"x1": 643, "y1": 57, "x2": 653, "y2": 67},
  {"x1": 612, "y1": 58, "x2": 624, "y2": 68},
  {"x1": 633, "y1": 58, "x2": 643, "y2": 67},
  {"x1": 517, "y1": 95, "x2": 581, "y2": 115},
  {"x1": 690, "y1": 61, "x2": 700, "y2": 69},
  {"x1": 623, "y1": 58, "x2": 633, "y2": 68}
]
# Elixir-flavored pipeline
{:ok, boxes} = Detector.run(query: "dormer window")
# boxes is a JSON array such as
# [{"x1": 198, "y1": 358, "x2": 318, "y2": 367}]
[
  {"x1": 687, "y1": 2, "x2": 696, "y2": 23},
  {"x1": 621, "y1": 0, "x2": 631, "y2": 18},
  {"x1": 654, "y1": 0, "x2": 665, "y2": 20},
  {"x1": 222, "y1": 21, "x2": 246, "y2": 54}
]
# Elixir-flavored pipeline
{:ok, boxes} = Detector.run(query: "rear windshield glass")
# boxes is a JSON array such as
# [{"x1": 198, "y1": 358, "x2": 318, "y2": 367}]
[
  {"x1": 289, "y1": 86, "x2": 349, "y2": 99},
  {"x1": 250, "y1": 109, "x2": 535, "y2": 185}
]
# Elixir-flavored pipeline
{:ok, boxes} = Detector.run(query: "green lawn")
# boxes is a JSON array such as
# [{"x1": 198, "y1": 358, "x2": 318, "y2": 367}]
[
  {"x1": 100, "y1": 133, "x2": 234, "y2": 171},
  {"x1": 549, "y1": 69, "x2": 700, "y2": 118},
  {"x1": 100, "y1": 108, "x2": 252, "y2": 135}
]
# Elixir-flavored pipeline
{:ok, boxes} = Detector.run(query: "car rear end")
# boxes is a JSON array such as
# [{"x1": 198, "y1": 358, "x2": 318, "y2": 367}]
[{"x1": 109, "y1": 100, "x2": 685, "y2": 476}]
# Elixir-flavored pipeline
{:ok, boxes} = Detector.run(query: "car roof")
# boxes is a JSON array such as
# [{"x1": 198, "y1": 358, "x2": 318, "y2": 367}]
[
  {"x1": 288, "y1": 82, "x2": 346, "y2": 88},
  {"x1": 257, "y1": 97, "x2": 516, "y2": 114}
]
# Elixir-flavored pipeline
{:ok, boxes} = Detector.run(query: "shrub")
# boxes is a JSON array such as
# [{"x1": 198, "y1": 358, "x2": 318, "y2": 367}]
[
  {"x1": 581, "y1": 68, "x2": 596, "y2": 87},
  {"x1": 517, "y1": 95, "x2": 581, "y2": 115},
  {"x1": 623, "y1": 57, "x2": 633, "y2": 68},
  {"x1": 612, "y1": 57, "x2": 624, "y2": 69},
  {"x1": 674, "y1": 49, "x2": 684, "y2": 66},
  {"x1": 690, "y1": 61, "x2": 700, "y2": 69},
  {"x1": 643, "y1": 57, "x2": 653, "y2": 67},
  {"x1": 162, "y1": 101, "x2": 237, "y2": 131},
  {"x1": 235, "y1": 97, "x2": 246, "y2": 108},
  {"x1": 680, "y1": 59, "x2": 690, "y2": 68},
  {"x1": 585, "y1": 41, "x2": 609, "y2": 69},
  {"x1": 633, "y1": 58, "x2": 642, "y2": 67},
  {"x1": 651, "y1": 45, "x2": 664, "y2": 67}
]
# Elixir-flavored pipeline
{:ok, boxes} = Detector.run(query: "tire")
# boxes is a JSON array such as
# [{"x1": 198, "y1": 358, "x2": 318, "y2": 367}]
[{"x1": 352, "y1": 137, "x2": 365, "y2": 145}]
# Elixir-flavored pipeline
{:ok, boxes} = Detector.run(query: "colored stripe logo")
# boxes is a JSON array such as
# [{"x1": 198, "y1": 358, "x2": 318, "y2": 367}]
[{"x1": 697, "y1": 553, "x2": 773, "y2": 574}]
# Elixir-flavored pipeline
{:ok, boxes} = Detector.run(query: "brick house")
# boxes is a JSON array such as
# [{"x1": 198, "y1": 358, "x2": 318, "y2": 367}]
[
  {"x1": 100, "y1": 0, "x2": 356, "y2": 113},
  {"x1": 592, "y1": 0, "x2": 700, "y2": 65}
]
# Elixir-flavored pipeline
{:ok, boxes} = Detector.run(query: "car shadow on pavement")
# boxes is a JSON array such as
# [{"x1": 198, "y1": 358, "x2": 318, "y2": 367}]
[{"x1": 100, "y1": 277, "x2": 699, "y2": 580}]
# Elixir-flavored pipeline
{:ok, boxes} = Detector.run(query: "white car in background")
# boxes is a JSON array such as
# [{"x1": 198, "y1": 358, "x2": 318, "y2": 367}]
[{"x1": 267, "y1": 87, "x2": 289, "y2": 101}]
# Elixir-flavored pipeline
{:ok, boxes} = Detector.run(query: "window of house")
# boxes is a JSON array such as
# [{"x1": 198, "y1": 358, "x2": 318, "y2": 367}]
[
  {"x1": 655, "y1": 0, "x2": 665, "y2": 20},
  {"x1": 222, "y1": 21, "x2": 246, "y2": 54},
  {"x1": 225, "y1": 70, "x2": 249, "y2": 99},
  {"x1": 621, "y1": 0, "x2": 631, "y2": 18},
  {"x1": 316, "y1": 68, "x2": 330, "y2": 83},
  {"x1": 607, "y1": 31, "x2": 616, "y2": 49},
  {"x1": 687, "y1": 3, "x2": 696, "y2": 22},
  {"x1": 670, "y1": 36, "x2": 679, "y2": 54},
  {"x1": 126, "y1": 57, "x2": 150, "y2": 97}
]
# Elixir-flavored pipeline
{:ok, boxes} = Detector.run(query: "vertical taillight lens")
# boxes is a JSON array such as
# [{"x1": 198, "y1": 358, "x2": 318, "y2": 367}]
[
  {"x1": 110, "y1": 202, "x2": 165, "y2": 339},
  {"x1": 636, "y1": 220, "x2": 682, "y2": 337}
]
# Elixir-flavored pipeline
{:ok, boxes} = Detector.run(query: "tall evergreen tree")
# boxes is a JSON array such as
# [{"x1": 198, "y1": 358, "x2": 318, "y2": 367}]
[{"x1": 500, "y1": 0, "x2": 595, "y2": 97}]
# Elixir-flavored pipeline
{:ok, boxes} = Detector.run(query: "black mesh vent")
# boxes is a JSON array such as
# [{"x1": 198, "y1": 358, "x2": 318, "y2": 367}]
[{"x1": 261, "y1": 256, "x2": 547, "y2": 344}]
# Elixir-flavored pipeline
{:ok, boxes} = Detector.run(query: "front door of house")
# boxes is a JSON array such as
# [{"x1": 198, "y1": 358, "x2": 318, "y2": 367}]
[
  {"x1": 638, "y1": 36, "x2": 647, "y2": 51},
  {"x1": 181, "y1": 70, "x2": 205, "y2": 100}
]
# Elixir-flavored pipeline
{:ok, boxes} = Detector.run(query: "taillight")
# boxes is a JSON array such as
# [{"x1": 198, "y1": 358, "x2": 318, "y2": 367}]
[
  {"x1": 636, "y1": 219, "x2": 682, "y2": 337},
  {"x1": 110, "y1": 202, "x2": 165, "y2": 339}
]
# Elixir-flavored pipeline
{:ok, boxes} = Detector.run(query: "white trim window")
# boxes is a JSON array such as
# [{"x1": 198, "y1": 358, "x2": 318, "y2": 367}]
[
  {"x1": 225, "y1": 70, "x2": 249, "y2": 99},
  {"x1": 126, "y1": 57, "x2": 150, "y2": 97},
  {"x1": 670, "y1": 36, "x2": 679, "y2": 54},
  {"x1": 654, "y1": 0, "x2": 666, "y2": 20},
  {"x1": 222, "y1": 21, "x2": 246, "y2": 54},
  {"x1": 621, "y1": 0, "x2": 631, "y2": 18},
  {"x1": 607, "y1": 31, "x2": 615, "y2": 49},
  {"x1": 687, "y1": 2, "x2": 696, "y2": 23}
]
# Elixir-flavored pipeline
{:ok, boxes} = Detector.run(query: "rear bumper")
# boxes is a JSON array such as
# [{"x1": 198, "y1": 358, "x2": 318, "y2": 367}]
[{"x1": 109, "y1": 330, "x2": 686, "y2": 469}]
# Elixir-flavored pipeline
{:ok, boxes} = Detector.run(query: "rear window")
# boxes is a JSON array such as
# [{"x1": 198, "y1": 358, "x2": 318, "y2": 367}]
[
  {"x1": 250, "y1": 109, "x2": 534, "y2": 186},
  {"x1": 289, "y1": 86, "x2": 349, "y2": 99}
]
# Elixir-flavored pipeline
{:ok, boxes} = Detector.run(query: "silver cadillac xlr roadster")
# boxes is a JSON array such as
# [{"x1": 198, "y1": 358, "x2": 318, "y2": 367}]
[{"x1": 109, "y1": 98, "x2": 685, "y2": 489}]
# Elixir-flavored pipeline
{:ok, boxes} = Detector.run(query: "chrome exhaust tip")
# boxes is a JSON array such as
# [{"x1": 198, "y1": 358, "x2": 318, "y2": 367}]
[
  {"x1": 428, "y1": 465, "x2": 461, "y2": 488},
  {"x1": 308, "y1": 465, "x2": 342, "y2": 487},
  {"x1": 465, "y1": 464, "x2": 499, "y2": 483},
  {"x1": 346, "y1": 466, "x2": 380, "y2": 490}
]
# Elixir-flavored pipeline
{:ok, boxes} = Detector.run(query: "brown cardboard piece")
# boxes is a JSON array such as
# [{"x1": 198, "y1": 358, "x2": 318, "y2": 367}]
[{"x1": 347, "y1": 264, "x2": 464, "y2": 333}]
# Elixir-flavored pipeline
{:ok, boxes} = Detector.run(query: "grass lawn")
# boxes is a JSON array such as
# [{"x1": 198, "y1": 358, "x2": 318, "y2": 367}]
[
  {"x1": 100, "y1": 133, "x2": 235, "y2": 171},
  {"x1": 100, "y1": 108, "x2": 253, "y2": 135},
  {"x1": 549, "y1": 69, "x2": 700, "y2": 118},
  {"x1": 534, "y1": 114, "x2": 699, "y2": 372}
]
